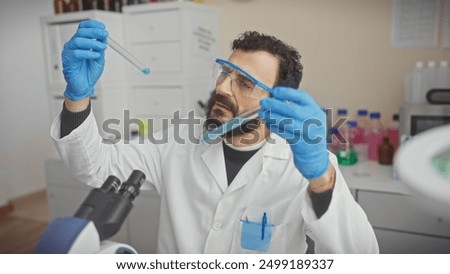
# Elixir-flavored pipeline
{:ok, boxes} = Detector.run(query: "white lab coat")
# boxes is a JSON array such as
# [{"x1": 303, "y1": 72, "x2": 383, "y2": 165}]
[{"x1": 50, "y1": 110, "x2": 379, "y2": 253}]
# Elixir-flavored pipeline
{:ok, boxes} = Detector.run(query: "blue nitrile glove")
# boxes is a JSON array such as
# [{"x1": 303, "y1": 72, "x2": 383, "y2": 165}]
[
  {"x1": 62, "y1": 20, "x2": 108, "y2": 101},
  {"x1": 259, "y1": 87, "x2": 329, "y2": 180}
]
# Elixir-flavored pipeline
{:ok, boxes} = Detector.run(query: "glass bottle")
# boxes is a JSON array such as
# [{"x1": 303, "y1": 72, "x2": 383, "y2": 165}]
[
  {"x1": 367, "y1": 112, "x2": 384, "y2": 161},
  {"x1": 378, "y1": 136, "x2": 394, "y2": 165},
  {"x1": 387, "y1": 114, "x2": 399, "y2": 153},
  {"x1": 54, "y1": 0, "x2": 64, "y2": 14},
  {"x1": 337, "y1": 120, "x2": 358, "y2": 166}
]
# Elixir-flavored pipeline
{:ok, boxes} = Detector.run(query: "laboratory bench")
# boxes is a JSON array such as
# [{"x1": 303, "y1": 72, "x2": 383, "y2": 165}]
[{"x1": 341, "y1": 161, "x2": 450, "y2": 253}]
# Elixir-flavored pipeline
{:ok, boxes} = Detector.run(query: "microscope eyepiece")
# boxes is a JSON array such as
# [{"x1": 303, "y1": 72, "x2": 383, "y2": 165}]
[
  {"x1": 119, "y1": 170, "x2": 146, "y2": 200},
  {"x1": 100, "y1": 176, "x2": 121, "y2": 193},
  {"x1": 73, "y1": 170, "x2": 146, "y2": 241}
]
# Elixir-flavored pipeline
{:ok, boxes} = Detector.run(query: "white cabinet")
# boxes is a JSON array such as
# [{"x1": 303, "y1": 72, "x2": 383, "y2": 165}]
[
  {"x1": 123, "y1": 2, "x2": 219, "y2": 132},
  {"x1": 128, "y1": 192, "x2": 161, "y2": 254},
  {"x1": 41, "y1": 3, "x2": 219, "y2": 136},
  {"x1": 341, "y1": 162, "x2": 450, "y2": 253},
  {"x1": 357, "y1": 190, "x2": 450, "y2": 253},
  {"x1": 41, "y1": 11, "x2": 128, "y2": 91},
  {"x1": 41, "y1": 11, "x2": 130, "y2": 138},
  {"x1": 374, "y1": 229, "x2": 450, "y2": 254}
]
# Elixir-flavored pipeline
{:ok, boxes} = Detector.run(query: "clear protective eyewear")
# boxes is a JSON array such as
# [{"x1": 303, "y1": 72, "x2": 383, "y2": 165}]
[{"x1": 213, "y1": 58, "x2": 273, "y2": 99}]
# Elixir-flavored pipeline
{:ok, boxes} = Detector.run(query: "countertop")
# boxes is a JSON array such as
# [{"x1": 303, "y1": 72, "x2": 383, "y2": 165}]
[{"x1": 339, "y1": 160, "x2": 414, "y2": 195}]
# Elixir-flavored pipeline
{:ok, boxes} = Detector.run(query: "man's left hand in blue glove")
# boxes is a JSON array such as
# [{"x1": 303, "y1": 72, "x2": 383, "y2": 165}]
[{"x1": 259, "y1": 87, "x2": 335, "y2": 193}]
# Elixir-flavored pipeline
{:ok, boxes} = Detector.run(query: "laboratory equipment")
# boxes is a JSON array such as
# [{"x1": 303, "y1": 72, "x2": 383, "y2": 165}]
[
  {"x1": 107, "y1": 36, "x2": 150, "y2": 75},
  {"x1": 35, "y1": 170, "x2": 145, "y2": 253},
  {"x1": 353, "y1": 109, "x2": 369, "y2": 168},
  {"x1": 413, "y1": 61, "x2": 426, "y2": 104},
  {"x1": 436, "y1": 61, "x2": 449, "y2": 89},
  {"x1": 331, "y1": 108, "x2": 348, "y2": 147},
  {"x1": 337, "y1": 120, "x2": 358, "y2": 165},
  {"x1": 399, "y1": 104, "x2": 450, "y2": 145},
  {"x1": 395, "y1": 124, "x2": 450, "y2": 218},
  {"x1": 337, "y1": 108, "x2": 348, "y2": 118},
  {"x1": 354, "y1": 109, "x2": 369, "y2": 144},
  {"x1": 202, "y1": 58, "x2": 273, "y2": 143},
  {"x1": 378, "y1": 136, "x2": 394, "y2": 165},
  {"x1": 367, "y1": 112, "x2": 384, "y2": 161},
  {"x1": 427, "y1": 89, "x2": 450, "y2": 104},
  {"x1": 202, "y1": 106, "x2": 261, "y2": 143},
  {"x1": 387, "y1": 114, "x2": 399, "y2": 152},
  {"x1": 213, "y1": 58, "x2": 272, "y2": 99}
]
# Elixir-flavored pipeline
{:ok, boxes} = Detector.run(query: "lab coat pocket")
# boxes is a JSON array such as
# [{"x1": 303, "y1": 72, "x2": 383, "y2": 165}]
[{"x1": 230, "y1": 220, "x2": 286, "y2": 254}]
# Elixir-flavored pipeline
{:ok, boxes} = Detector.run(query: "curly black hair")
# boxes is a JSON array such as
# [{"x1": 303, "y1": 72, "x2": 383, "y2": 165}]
[{"x1": 232, "y1": 31, "x2": 303, "y2": 89}]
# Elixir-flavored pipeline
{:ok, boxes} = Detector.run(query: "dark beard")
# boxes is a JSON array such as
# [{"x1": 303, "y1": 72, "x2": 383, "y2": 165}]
[{"x1": 204, "y1": 91, "x2": 261, "y2": 138}]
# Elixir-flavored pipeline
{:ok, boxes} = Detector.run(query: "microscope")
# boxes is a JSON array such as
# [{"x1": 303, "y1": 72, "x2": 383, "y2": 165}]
[{"x1": 35, "y1": 170, "x2": 146, "y2": 254}]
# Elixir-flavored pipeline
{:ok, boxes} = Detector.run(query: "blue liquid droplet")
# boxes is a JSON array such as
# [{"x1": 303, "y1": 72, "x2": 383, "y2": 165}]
[{"x1": 141, "y1": 68, "x2": 150, "y2": 75}]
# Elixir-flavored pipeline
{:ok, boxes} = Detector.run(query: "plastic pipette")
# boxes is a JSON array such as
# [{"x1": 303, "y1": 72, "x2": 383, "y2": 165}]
[
  {"x1": 107, "y1": 37, "x2": 150, "y2": 75},
  {"x1": 201, "y1": 106, "x2": 261, "y2": 143}
]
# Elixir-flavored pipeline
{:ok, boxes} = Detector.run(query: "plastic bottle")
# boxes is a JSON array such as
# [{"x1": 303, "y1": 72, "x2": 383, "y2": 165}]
[
  {"x1": 367, "y1": 112, "x2": 384, "y2": 161},
  {"x1": 378, "y1": 136, "x2": 394, "y2": 165},
  {"x1": 387, "y1": 114, "x2": 399, "y2": 153},
  {"x1": 412, "y1": 61, "x2": 425, "y2": 104},
  {"x1": 354, "y1": 109, "x2": 369, "y2": 144},
  {"x1": 337, "y1": 108, "x2": 348, "y2": 120},
  {"x1": 437, "y1": 61, "x2": 449, "y2": 89},
  {"x1": 337, "y1": 120, "x2": 358, "y2": 165},
  {"x1": 424, "y1": 61, "x2": 437, "y2": 99},
  {"x1": 327, "y1": 127, "x2": 340, "y2": 154},
  {"x1": 353, "y1": 109, "x2": 369, "y2": 171}
]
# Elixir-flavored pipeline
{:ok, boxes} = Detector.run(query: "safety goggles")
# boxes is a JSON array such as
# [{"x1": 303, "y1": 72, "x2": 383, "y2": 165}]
[{"x1": 213, "y1": 58, "x2": 273, "y2": 99}]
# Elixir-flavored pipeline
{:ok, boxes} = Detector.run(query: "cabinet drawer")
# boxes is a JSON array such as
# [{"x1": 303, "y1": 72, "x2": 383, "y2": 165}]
[
  {"x1": 129, "y1": 42, "x2": 181, "y2": 75},
  {"x1": 358, "y1": 191, "x2": 450, "y2": 238},
  {"x1": 374, "y1": 228, "x2": 450, "y2": 254},
  {"x1": 131, "y1": 86, "x2": 183, "y2": 117},
  {"x1": 128, "y1": 194, "x2": 161, "y2": 254},
  {"x1": 128, "y1": 10, "x2": 180, "y2": 43}
]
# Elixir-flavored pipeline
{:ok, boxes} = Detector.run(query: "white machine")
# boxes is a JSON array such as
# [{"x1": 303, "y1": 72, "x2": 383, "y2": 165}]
[
  {"x1": 35, "y1": 170, "x2": 146, "y2": 254},
  {"x1": 395, "y1": 124, "x2": 450, "y2": 218}
]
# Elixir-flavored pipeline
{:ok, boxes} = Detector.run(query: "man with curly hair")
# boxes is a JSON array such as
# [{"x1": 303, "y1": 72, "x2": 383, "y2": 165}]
[{"x1": 51, "y1": 20, "x2": 378, "y2": 253}]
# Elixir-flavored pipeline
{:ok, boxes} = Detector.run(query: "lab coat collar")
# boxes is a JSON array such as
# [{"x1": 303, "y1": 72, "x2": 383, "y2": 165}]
[
  {"x1": 261, "y1": 133, "x2": 291, "y2": 160},
  {"x1": 201, "y1": 132, "x2": 291, "y2": 195},
  {"x1": 201, "y1": 141, "x2": 228, "y2": 193},
  {"x1": 226, "y1": 133, "x2": 291, "y2": 193}
]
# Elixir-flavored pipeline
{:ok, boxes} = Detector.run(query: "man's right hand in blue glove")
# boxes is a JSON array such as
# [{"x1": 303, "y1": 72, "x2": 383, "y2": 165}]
[{"x1": 62, "y1": 20, "x2": 108, "y2": 103}]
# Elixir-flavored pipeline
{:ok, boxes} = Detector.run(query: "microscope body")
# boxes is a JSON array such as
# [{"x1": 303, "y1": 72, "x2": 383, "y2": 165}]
[{"x1": 35, "y1": 170, "x2": 146, "y2": 254}]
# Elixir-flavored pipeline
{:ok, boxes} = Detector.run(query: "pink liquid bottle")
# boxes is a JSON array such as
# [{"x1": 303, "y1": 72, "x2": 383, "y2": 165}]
[
  {"x1": 354, "y1": 109, "x2": 369, "y2": 144},
  {"x1": 367, "y1": 112, "x2": 384, "y2": 161}
]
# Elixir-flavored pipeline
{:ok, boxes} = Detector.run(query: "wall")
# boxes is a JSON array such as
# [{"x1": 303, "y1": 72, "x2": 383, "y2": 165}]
[
  {"x1": 0, "y1": 0, "x2": 448, "y2": 204},
  {"x1": 0, "y1": 0, "x2": 53, "y2": 204},
  {"x1": 204, "y1": 0, "x2": 450, "y2": 124}
]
